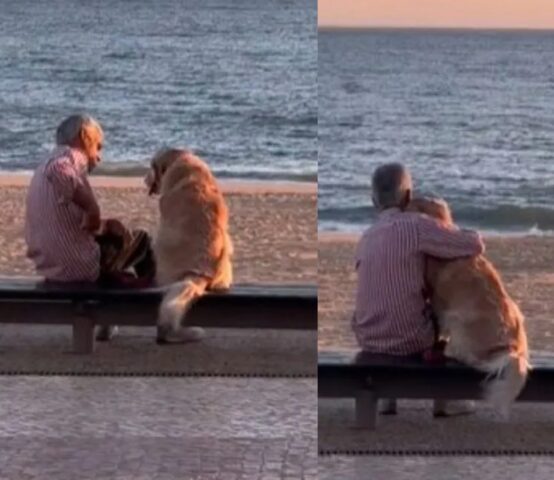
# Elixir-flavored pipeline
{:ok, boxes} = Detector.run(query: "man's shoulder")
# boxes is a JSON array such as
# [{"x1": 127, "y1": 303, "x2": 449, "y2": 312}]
[
  {"x1": 360, "y1": 212, "x2": 428, "y2": 246},
  {"x1": 372, "y1": 211, "x2": 425, "y2": 230},
  {"x1": 391, "y1": 211, "x2": 440, "y2": 232},
  {"x1": 50, "y1": 146, "x2": 74, "y2": 163},
  {"x1": 43, "y1": 147, "x2": 79, "y2": 174}
]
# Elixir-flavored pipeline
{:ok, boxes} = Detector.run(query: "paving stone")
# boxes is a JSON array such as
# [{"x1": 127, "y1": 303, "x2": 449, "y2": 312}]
[{"x1": 0, "y1": 377, "x2": 317, "y2": 479}]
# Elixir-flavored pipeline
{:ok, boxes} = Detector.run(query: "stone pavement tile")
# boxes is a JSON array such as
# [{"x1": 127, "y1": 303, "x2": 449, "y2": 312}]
[
  {"x1": 320, "y1": 398, "x2": 554, "y2": 452},
  {"x1": 0, "y1": 325, "x2": 316, "y2": 377},
  {"x1": 0, "y1": 377, "x2": 316, "y2": 438},
  {"x1": 318, "y1": 455, "x2": 554, "y2": 480},
  {"x1": 0, "y1": 438, "x2": 317, "y2": 479},
  {"x1": 0, "y1": 377, "x2": 317, "y2": 479}
]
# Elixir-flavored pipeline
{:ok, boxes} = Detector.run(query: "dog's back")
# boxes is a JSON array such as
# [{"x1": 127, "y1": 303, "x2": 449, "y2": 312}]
[
  {"x1": 407, "y1": 197, "x2": 529, "y2": 412},
  {"x1": 431, "y1": 255, "x2": 525, "y2": 361},
  {"x1": 149, "y1": 149, "x2": 233, "y2": 341},
  {"x1": 154, "y1": 151, "x2": 232, "y2": 288}
]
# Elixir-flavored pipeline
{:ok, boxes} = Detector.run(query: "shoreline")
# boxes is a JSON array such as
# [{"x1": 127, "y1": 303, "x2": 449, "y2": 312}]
[
  {"x1": 318, "y1": 228, "x2": 554, "y2": 241},
  {"x1": 0, "y1": 173, "x2": 316, "y2": 194},
  {"x1": 318, "y1": 231, "x2": 554, "y2": 242}
]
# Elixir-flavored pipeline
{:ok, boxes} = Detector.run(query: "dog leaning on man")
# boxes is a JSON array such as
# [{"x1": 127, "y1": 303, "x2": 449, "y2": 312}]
[{"x1": 354, "y1": 162, "x2": 529, "y2": 418}]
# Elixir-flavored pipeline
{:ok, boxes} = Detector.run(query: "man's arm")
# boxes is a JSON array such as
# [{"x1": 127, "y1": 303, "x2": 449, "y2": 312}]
[
  {"x1": 417, "y1": 215, "x2": 484, "y2": 259},
  {"x1": 72, "y1": 181, "x2": 99, "y2": 215},
  {"x1": 46, "y1": 158, "x2": 101, "y2": 232},
  {"x1": 74, "y1": 182, "x2": 101, "y2": 232}
]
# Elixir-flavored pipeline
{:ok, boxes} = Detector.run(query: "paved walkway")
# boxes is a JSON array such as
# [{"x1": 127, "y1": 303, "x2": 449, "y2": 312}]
[
  {"x1": 0, "y1": 377, "x2": 316, "y2": 479},
  {"x1": 319, "y1": 398, "x2": 554, "y2": 453},
  {"x1": 0, "y1": 325, "x2": 316, "y2": 377},
  {"x1": 318, "y1": 455, "x2": 554, "y2": 480}
]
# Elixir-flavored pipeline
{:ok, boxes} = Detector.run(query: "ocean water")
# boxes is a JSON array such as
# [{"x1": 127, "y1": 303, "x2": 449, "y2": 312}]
[
  {"x1": 0, "y1": 0, "x2": 316, "y2": 182},
  {"x1": 319, "y1": 29, "x2": 554, "y2": 234}
]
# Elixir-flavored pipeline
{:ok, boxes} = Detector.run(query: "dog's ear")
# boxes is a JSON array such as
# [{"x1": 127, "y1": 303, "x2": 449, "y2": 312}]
[
  {"x1": 145, "y1": 159, "x2": 163, "y2": 196},
  {"x1": 410, "y1": 197, "x2": 453, "y2": 226},
  {"x1": 155, "y1": 159, "x2": 167, "y2": 177},
  {"x1": 148, "y1": 150, "x2": 174, "y2": 195}
]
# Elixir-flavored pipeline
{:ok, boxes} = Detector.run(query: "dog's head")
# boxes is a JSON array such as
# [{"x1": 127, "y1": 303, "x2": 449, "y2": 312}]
[
  {"x1": 145, "y1": 148, "x2": 212, "y2": 196},
  {"x1": 144, "y1": 148, "x2": 181, "y2": 195},
  {"x1": 406, "y1": 197, "x2": 453, "y2": 226}
]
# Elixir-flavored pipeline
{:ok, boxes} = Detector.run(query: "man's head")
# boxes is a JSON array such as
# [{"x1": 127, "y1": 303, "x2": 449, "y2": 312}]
[
  {"x1": 55, "y1": 114, "x2": 103, "y2": 172},
  {"x1": 371, "y1": 163, "x2": 413, "y2": 210}
]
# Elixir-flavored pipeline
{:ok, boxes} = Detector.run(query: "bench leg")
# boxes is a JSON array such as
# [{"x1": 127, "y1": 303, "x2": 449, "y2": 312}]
[
  {"x1": 355, "y1": 389, "x2": 378, "y2": 430},
  {"x1": 73, "y1": 317, "x2": 95, "y2": 354}
]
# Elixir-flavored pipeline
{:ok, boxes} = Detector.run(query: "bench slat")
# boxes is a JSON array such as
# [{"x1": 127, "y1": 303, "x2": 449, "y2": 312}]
[
  {"x1": 319, "y1": 350, "x2": 554, "y2": 371},
  {"x1": 319, "y1": 350, "x2": 554, "y2": 402},
  {"x1": 0, "y1": 277, "x2": 317, "y2": 353},
  {"x1": 0, "y1": 276, "x2": 316, "y2": 302}
]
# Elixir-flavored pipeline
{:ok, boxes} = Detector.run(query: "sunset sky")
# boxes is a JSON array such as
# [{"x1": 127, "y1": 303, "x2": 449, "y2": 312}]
[{"x1": 319, "y1": 0, "x2": 554, "y2": 29}]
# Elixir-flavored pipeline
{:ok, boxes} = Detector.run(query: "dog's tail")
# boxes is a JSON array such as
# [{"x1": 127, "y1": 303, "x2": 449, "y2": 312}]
[
  {"x1": 158, "y1": 277, "x2": 210, "y2": 337},
  {"x1": 483, "y1": 300, "x2": 531, "y2": 416},
  {"x1": 481, "y1": 349, "x2": 530, "y2": 417}
]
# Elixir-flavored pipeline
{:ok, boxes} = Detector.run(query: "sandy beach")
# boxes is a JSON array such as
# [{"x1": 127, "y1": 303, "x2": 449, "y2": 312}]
[
  {"x1": 0, "y1": 174, "x2": 317, "y2": 284},
  {"x1": 319, "y1": 232, "x2": 554, "y2": 352}
]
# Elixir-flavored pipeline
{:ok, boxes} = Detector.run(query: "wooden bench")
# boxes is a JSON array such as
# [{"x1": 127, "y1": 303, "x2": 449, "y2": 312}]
[
  {"x1": 318, "y1": 350, "x2": 554, "y2": 430},
  {"x1": 0, "y1": 276, "x2": 317, "y2": 354}
]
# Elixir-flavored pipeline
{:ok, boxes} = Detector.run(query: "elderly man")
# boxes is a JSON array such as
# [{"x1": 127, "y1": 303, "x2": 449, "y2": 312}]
[
  {"x1": 353, "y1": 163, "x2": 484, "y2": 415},
  {"x1": 25, "y1": 114, "x2": 155, "y2": 340}
]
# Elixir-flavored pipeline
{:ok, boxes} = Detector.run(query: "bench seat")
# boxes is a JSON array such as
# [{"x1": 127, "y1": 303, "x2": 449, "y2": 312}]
[
  {"x1": 0, "y1": 276, "x2": 317, "y2": 353},
  {"x1": 319, "y1": 350, "x2": 554, "y2": 429}
]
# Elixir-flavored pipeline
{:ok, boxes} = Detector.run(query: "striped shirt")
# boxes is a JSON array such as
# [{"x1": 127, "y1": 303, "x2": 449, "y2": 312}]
[
  {"x1": 25, "y1": 146, "x2": 101, "y2": 282},
  {"x1": 353, "y1": 208, "x2": 484, "y2": 355}
]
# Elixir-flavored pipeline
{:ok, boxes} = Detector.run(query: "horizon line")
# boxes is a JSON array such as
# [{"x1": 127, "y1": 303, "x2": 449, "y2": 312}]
[{"x1": 318, "y1": 25, "x2": 554, "y2": 32}]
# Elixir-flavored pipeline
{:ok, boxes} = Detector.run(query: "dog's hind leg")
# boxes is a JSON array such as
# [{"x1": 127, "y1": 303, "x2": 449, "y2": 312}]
[{"x1": 156, "y1": 278, "x2": 208, "y2": 344}]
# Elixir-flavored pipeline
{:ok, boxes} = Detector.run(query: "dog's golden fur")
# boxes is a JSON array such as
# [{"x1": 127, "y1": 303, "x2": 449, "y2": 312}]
[
  {"x1": 406, "y1": 197, "x2": 530, "y2": 414},
  {"x1": 146, "y1": 148, "x2": 233, "y2": 340}
]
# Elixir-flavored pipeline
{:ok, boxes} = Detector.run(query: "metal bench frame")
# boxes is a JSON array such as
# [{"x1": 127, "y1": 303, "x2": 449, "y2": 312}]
[
  {"x1": 318, "y1": 350, "x2": 554, "y2": 430},
  {"x1": 0, "y1": 277, "x2": 317, "y2": 354}
]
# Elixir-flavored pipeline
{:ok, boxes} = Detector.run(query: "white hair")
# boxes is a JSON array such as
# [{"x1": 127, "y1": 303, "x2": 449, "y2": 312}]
[
  {"x1": 55, "y1": 114, "x2": 103, "y2": 146},
  {"x1": 371, "y1": 163, "x2": 413, "y2": 209}
]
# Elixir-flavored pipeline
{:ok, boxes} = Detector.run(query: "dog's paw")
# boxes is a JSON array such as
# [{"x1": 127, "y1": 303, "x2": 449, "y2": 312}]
[
  {"x1": 156, "y1": 326, "x2": 206, "y2": 344},
  {"x1": 423, "y1": 348, "x2": 446, "y2": 365}
]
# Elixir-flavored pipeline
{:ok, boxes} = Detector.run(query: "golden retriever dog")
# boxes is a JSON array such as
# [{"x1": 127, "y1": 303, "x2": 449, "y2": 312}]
[
  {"x1": 406, "y1": 197, "x2": 530, "y2": 415},
  {"x1": 145, "y1": 148, "x2": 233, "y2": 343}
]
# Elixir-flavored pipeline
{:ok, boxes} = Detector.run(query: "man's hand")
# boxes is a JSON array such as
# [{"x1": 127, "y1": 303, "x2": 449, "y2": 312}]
[
  {"x1": 81, "y1": 209, "x2": 102, "y2": 233},
  {"x1": 104, "y1": 218, "x2": 127, "y2": 238}
]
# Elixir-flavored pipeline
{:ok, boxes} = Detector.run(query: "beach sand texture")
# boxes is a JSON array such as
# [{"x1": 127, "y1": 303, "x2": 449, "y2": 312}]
[{"x1": 0, "y1": 175, "x2": 317, "y2": 284}]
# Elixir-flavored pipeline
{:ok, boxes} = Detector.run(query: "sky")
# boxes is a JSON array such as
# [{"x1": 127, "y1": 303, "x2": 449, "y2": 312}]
[{"x1": 318, "y1": 0, "x2": 554, "y2": 29}]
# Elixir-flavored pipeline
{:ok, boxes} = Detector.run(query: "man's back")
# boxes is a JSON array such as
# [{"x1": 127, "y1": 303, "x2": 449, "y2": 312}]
[
  {"x1": 353, "y1": 208, "x2": 483, "y2": 355},
  {"x1": 25, "y1": 146, "x2": 100, "y2": 282}
]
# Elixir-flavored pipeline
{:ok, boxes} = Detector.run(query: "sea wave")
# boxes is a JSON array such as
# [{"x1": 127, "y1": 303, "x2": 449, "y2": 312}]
[
  {"x1": 0, "y1": 163, "x2": 317, "y2": 183},
  {"x1": 318, "y1": 204, "x2": 554, "y2": 235}
]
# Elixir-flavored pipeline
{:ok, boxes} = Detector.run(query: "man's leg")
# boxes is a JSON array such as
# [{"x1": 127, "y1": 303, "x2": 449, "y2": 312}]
[
  {"x1": 97, "y1": 224, "x2": 155, "y2": 286},
  {"x1": 379, "y1": 399, "x2": 398, "y2": 415},
  {"x1": 94, "y1": 230, "x2": 122, "y2": 341},
  {"x1": 125, "y1": 230, "x2": 156, "y2": 284},
  {"x1": 112, "y1": 229, "x2": 153, "y2": 277},
  {"x1": 433, "y1": 399, "x2": 476, "y2": 417},
  {"x1": 94, "y1": 222, "x2": 154, "y2": 341}
]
